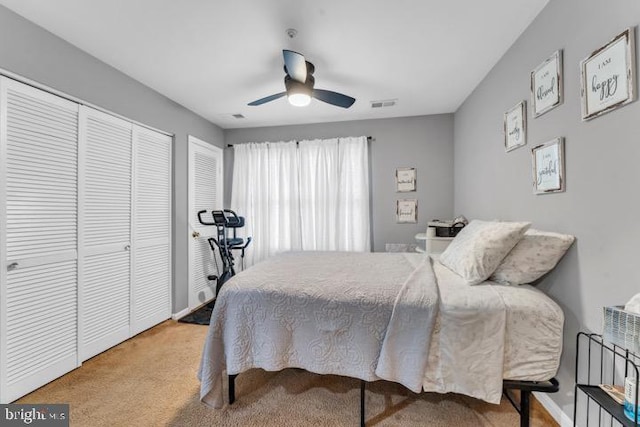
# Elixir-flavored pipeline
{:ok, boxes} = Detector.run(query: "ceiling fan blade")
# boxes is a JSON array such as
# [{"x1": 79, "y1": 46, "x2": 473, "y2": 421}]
[
  {"x1": 248, "y1": 92, "x2": 286, "y2": 106},
  {"x1": 312, "y1": 89, "x2": 356, "y2": 108},
  {"x1": 283, "y1": 50, "x2": 307, "y2": 83}
]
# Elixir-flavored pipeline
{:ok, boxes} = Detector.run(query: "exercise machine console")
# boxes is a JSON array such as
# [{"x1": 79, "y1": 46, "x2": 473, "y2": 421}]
[{"x1": 197, "y1": 209, "x2": 252, "y2": 297}]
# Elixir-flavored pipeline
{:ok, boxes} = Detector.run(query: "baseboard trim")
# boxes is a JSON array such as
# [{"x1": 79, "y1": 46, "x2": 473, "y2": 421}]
[
  {"x1": 171, "y1": 307, "x2": 190, "y2": 320},
  {"x1": 534, "y1": 391, "x2": 573, "y2": 427}
]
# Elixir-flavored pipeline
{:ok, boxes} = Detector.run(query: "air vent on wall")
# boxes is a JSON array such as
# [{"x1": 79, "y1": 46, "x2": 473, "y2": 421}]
[{"x1": 370, "y1": 99, "x2": 397, "y2": 109}]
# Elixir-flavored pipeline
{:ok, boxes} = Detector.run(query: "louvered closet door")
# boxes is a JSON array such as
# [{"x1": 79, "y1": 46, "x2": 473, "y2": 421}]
[
  {"x1": 0, "y1": 78, "x2": 79, "y2": 403},
  {"x1": 188, "y1": 136, "x2": 223, "y2": 310},
  {"x1": 78, "y1": 107, "x2": 132, "y2": 361},
  {"x1": 131, "y1": 126, "x2": 171, "y2": 335}
]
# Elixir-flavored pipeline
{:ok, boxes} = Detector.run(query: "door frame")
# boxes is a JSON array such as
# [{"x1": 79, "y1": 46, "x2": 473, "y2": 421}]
[{"x1": 187, "y1": 135, "x2": 223, "y2": 310}]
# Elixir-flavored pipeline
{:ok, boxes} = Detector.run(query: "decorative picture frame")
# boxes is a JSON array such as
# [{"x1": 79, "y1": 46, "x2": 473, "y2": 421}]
[
  {"x1": 532, "y1": 137, "x2": 565, "y2": 194},
  {"x1": 531, "y1": 50, "x2": 563, "y2": 118},
  {"x1": 395, "y1": 167, "x2": 416, "y2": 192},
  {"x1": 504, "y1": 101, "x2": 527, "y2": 152},
  {"x1": 580, "y1": 27, "x2": 636, "y2": 121},
  {"x1": 396, "y1": 199, "x2": 417, "y2": 223}
]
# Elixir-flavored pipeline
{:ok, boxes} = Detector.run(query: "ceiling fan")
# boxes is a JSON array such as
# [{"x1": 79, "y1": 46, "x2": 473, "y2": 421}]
[{"x1": 248, "y1": 50, "x2": 356, "y2": 109}]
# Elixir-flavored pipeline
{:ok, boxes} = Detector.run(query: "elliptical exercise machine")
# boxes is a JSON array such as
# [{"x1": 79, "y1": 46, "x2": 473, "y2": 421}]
[{"x1": 197, "y1": 209, "x2": 252, "y2": 297}]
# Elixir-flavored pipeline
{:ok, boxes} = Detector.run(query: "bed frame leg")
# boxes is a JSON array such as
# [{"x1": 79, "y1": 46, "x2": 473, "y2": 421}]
[
  {"x1": 520, "y1": 390, "x2": 530, "y2": 427},
  {"x1": 229, "y1": 374, "x2": 237, "y2": 405},
  {"x1": 502, "y1": 378, "x2": 558, "y2": 427},
  {"x1": 360, "y1": 380, "x2": 366, "y2": 427}
]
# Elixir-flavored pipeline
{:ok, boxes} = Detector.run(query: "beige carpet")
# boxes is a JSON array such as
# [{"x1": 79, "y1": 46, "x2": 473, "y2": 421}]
[{"x1": 17, "y1": 320, "x2": 558, "y2": 426}]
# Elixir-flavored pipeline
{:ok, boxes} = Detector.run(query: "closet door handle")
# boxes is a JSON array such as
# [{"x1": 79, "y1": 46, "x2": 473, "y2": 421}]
[
  {"x1": 124, "y1": 245, "x2": 131, "y2": 251},
  {"x1": 7, "y1": 262, "x2": 18, "y2": 271}
]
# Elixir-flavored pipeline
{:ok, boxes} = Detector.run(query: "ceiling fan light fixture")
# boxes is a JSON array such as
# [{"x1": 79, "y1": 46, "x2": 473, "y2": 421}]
[
  {"x1": 288, "y1": 93, "x2": 311, "y2": 107},
  {"x1": 285, "y1": 76, "x2": 313, "y2": 107}
]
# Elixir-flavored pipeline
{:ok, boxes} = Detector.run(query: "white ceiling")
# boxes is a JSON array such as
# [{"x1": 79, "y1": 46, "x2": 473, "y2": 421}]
[{"x1": 0, "y1": 0, "x2": 549, "y2": 129}]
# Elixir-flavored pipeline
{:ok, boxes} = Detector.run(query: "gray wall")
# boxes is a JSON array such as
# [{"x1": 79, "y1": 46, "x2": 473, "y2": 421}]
[
  {"x1": 224, "y1": 115, "x2": 454, "y2": 252},
  {"x1": 0, "y1": 5, "x2": 225, "y2": 313},
  {"x1": 454, "y1": 0, "x2": 640, "y2": 417}
]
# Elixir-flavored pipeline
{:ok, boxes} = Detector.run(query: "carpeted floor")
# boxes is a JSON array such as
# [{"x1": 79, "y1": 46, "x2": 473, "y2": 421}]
[{"x1": 17, "y1": 320, "x2": 559, "y2": 426}]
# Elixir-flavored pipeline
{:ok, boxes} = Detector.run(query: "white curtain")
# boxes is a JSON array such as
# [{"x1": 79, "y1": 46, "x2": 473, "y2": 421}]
[
  {"x1": 231, "y1": 141, "x2": 301, "y2": 266},
  {"x1": 231, "y1": 136, "x2": 370, "y2": 266},
  {"x1": 336, "y1": 136, "x2": 370, "y2": 251},
  {"x1": 298, "y1": 139, "x2": 339, "y2": 250}
]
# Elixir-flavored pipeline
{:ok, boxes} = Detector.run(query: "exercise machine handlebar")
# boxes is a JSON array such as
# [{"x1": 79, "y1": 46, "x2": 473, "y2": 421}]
[{"x1": 197, "y1": 209, "x2": 242, "y2": 227}]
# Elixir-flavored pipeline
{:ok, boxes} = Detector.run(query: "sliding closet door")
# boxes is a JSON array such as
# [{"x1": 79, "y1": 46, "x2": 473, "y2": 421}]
[
  {"x1": 131, "y1": 126, "x2": 171, "y2": 335},
  {"x1": 0, "y1": 78, "x2": 79, "y2": 403},
  {"x1": 78, "y1": 106, "x2": 132, "y2": 361}
]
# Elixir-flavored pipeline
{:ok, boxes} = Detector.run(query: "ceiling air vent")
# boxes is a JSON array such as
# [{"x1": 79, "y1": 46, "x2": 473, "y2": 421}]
[
  {"x1": 370, "y1": 99, "x2": 397, "y2": 109},
  {"x1": 232, "y1": 113, "x2": 245, "y2": 119}
]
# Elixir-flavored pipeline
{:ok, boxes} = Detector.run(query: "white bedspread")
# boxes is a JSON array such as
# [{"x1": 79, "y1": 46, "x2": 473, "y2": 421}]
[
  {"x1": 198, "y1": 251, "x2": 439, "y2": 408},
  {"x1": 198, "y1": 251, "x2": 555, "y2": 408},
  {"x1": 421, "y1": 261, "x2": 507, "y2": 403}
]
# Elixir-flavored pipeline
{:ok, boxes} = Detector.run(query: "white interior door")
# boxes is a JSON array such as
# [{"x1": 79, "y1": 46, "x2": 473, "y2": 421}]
[
  {"x1": 78, "y1": 106, "x2": 132, "y2": 361},
  {"x1": 131, "y1": 125, "x2": 172, "y2": 335},
  {"x1": 0, "y1": 78, "x2": 79, "y2": 403},
  {"x1": 188, "y1": 136, "x2": 223, "y2": 310}
]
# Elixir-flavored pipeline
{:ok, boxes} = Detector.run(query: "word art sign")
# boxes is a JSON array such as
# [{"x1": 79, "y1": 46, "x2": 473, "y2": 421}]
[
  {"x1": 396, "y1": 199, "x2": 417, "y2": 223},
  {"x1": 532, "y1": 137, "x2": 565, "y2": 194},
  {"x1": 504, "y1": 101, "x2": 526, "y2": 152},
  {"x1": 531, "y1": 50, "x2": 563, "y2": 117},
  {"x1": 395, "y1": 167, "x2": 416, "y2": 192},
  {"x1": 581, "y1": 28, "x2": 636, "y2": 120}
]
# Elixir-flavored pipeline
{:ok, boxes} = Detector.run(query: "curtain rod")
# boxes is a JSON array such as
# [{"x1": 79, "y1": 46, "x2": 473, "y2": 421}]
[{"x1": 227, "y1": 136, "x2": 373, "y2": 148}]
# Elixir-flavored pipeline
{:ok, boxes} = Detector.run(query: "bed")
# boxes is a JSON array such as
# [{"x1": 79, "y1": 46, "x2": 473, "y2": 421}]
[{"x1": 198, "y1": 249, "x2": 564, "y2": 425}]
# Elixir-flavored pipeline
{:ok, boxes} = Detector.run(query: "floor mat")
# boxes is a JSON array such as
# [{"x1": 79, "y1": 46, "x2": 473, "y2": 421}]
[{"x1": 178, "y1": 303, "x2": 214, "y2": 325}]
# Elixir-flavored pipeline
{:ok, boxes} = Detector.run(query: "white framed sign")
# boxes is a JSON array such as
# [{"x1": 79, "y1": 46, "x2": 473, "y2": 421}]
[
  {"x1": 531, "y1": 50, "x2": 563, "y2": 118},
  {"x1": 396, "y1": 199, "x2": 417, "y2": 223},
  {"x1": 395, "y1": 167, "x2": 416, "y2": 192},
  {"x1": 580, "y1": 27, "x2": 636, "y2": 121},
  {"x1": 504, "y1": 101, "x2": 526, "y2": 152},
  {"x1": 532, "y1": 137, "x2": 565, "y2": 194}
]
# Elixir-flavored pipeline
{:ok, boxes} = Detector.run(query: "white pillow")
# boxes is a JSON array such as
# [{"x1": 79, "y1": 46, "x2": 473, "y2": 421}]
[
  {"x1": 439, "y1": 220, "x2": 531, "y2": 285},
  {"x1": 489, "y1": 229, "x2": 575, "y2": 285}
]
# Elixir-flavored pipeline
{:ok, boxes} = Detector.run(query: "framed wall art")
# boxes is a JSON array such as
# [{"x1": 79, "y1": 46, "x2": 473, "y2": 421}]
[
  {"x1": 396, "y1": 199, "x2": 417, "y2": 223},
  {"x1": 504, "y1": 101, "x2": 527, "y2": 152},
  {"x1": 580, "y1": 27, "x2": 636, "y2": 121},
  {"x1": 395, "y1": 167, "x2": 416, "y2": 192},
  {"x1": 532, "y1": 137, "x2": 565, "y2": 194},
  {"x1": 531, "y1": 50, "x2": 563, "y2": 118}
]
